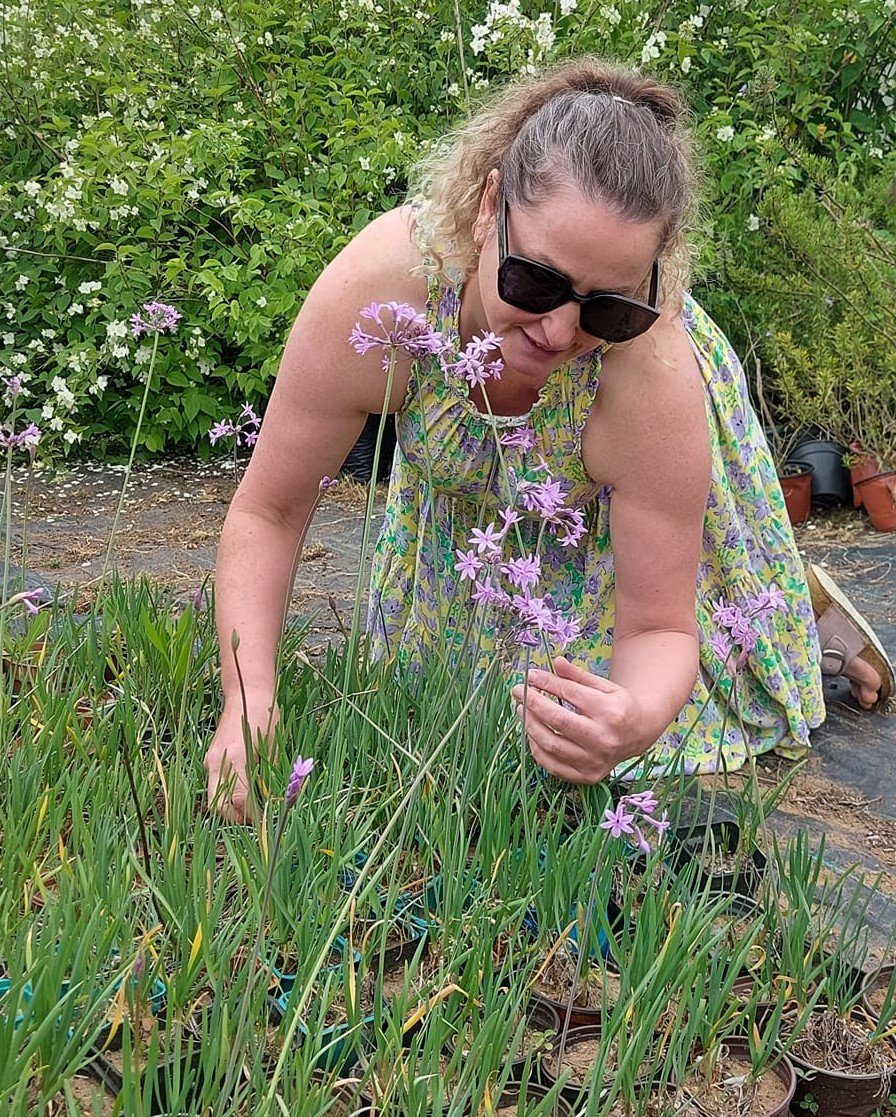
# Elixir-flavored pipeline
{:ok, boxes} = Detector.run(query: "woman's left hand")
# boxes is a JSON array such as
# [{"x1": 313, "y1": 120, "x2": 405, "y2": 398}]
[{"x1": 510, "y1": 656, "x2": 648, "y2": 783}]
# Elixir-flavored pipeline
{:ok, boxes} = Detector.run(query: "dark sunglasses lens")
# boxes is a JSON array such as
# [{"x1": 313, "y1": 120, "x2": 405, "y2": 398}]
[
  {"x1": 499, "y1": 259, "x2": 568, "y2": 314},
  {"x1": 581, "y1": 297, "x2": 658, "y2": 343}
]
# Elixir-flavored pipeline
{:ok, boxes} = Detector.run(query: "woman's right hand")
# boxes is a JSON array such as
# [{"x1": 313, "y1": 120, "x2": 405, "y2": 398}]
[{"x1": 205, "y1": 701, "x2": 279, "y2": 823}]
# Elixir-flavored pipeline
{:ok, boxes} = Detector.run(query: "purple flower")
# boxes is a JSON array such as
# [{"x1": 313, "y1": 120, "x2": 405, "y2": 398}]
[
  {"x1": 208, "y1": 402, "x2": 260, "y2": 448},
  {"x1": 709, "y1": 631, "x2": 732, "y2": 663},
  {"x1": 285, "y1": 755, "x2": 314, "y2": 806},
  {"x1": 751, "y1": 586, "x2": 787, "y2": 617},
  {"x1": 469, "y1": 523, "x2": 504, "y2": 557},
  {"x1": 349, "y1": 302, "x2": 450, "y2": 370},
  {"x1": 0, "y1": 422, "x2": 41, "y2": 452},
  {"x1": 553, "y1": 507, "x2": 586, "y2": 549},
  {"x1": 130, "y1": 301, "x2": 182, "y2": 337},
  {"x1": 319, "y1": 475, "x2": 338, "y2": 493},
  {"x1": 21, "y1": 588, "x2": 46, "y2": 616},
  {"x1": 631, "y1": 825, "x2": 652, "y2": 855},
  {"x1": 641, "y1": 810, "x2": 670, "y2": 836},
  {"x1": 208, "y1": 420, "x2": 237, "y2": 445},
  {"x1": 501, "y1": 553, "x2": 541, "y2": 591},
  {"x1": 471, "y1": 578, "x2": 512, "y2": 608},
  {"x1": 711, "y1": 598, "x2": 740, "y2": 628},
  {"x1": 454, "y1": 548, "x2": 484, "y2": 582},
  {"x1": 600, "y1": 802, "x2": 636, "y2": 838},
  {"x1": 2, "y1": 374, "x2": 23, "y2": 399},
  {"x1": 623, "y1": 789, "x2": 658, "y2": 815},
  {"x1": 498, "y1": 507, "x2": 522, "y2": 534},
  {"x1": 444, "y1": 333, "x2": 504, "y2": 388},
  {"x1": 499, "y1": 427, "x2": 537, "y2": 452}
]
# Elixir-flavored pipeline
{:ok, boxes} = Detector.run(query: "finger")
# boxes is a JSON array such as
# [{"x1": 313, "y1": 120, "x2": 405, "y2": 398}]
[
  {"x1": 515, "y1": 686, "x2": 595, "y2": 747},
  {"x1": 526, "y1": 722, "x2": 609, "y2": 785},
  {"x1": 552, "y1": 656, "x2": 618, "y2": 691},
  {"x1": 515, "y1": 667, "x2": 600, "y2": 712}
]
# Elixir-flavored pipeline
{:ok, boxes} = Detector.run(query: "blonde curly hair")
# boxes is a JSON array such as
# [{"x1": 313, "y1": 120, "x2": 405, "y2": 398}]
[{"x1": 409, "y1": 57, "x2": 699, "y2": 304}]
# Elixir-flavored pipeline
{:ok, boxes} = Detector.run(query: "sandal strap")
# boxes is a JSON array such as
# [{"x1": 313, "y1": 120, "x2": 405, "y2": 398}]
[{"x1": 816, "y1": 603, "x2": 868, "y2": 677}]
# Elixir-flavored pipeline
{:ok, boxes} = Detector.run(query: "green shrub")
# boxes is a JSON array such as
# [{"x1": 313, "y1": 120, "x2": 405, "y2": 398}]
[{"x1": 1, "y1": 0, "x2": 893, "y2": 458}]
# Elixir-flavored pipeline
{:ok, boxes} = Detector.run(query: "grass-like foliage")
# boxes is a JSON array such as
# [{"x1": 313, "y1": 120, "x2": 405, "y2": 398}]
[{"x1": 2, "y1": 581, "x2": 894, "y2": 1115}]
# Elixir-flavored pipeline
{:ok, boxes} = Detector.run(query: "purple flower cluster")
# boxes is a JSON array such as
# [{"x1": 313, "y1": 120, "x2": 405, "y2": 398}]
[
  {"x1": 349, "y1": 298, "x2": 587, "y2": 657},
  {"x1": 1, "y1": 587, "x2": 46, "y2": 616},
  {"x1": 0, "y1": 422, "x2": 41, "y2": 452},
  {"x1": 209, "y1": 403, "x2": 261, "y2": 447},
  {"x1": 709, "y1": 586, "x2": 787, "y2": 675},
  {"x1": 443, "y1": 331, "x2": 504, "y2": 388},
  {"x1": 2, "y1": 374, "x2": 24, "y2": 400},
  {"x1": 285, "y1": 754, "x2": 315, "y2": 806},
  {"x1": 130, "y1": 301, "x2": 182, "y2": 338},
  {"x1": 510, "y1": 460, "x2": 586, "y2": 549},
  {"x1": 454, "y1": 476, "x2": 584, "y2": 653},
  {"x1": 349, "y1": 302, "x2": 451, "y2": 371},
  {"x1": 600, "y1": 789, "x2": 669, "y2": 854}
]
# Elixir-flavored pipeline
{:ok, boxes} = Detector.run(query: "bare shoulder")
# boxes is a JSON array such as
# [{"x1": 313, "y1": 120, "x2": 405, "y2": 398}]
[
  {"x1": 278, "y1": 204, "x2": 429, "y2": 415},
  {"x1": 232, "y1": 206, "x2": 431, "y2": 525},
  {"x1": 584, "y1": 308, "x2": 710, "y2": 505}
]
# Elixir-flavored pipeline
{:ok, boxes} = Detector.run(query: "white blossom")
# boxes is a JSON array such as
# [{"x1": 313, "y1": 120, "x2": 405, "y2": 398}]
[
  {"x1": 716, "y1": 124, "x2": 735, "y2": 142},
  {"x1": 747, "y1": 214, "x2": 760, "y2": 231}
]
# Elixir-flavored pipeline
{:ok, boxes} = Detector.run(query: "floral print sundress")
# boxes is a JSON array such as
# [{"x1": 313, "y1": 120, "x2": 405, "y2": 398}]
[{"x1": 367, "y1": 276, "x2": 825, "y2": 776}]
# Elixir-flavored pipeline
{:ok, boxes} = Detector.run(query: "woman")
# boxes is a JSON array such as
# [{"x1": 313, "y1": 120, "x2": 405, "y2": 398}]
[{"x1": 206, "y1": 57, "x2": 890, "y2": 822}]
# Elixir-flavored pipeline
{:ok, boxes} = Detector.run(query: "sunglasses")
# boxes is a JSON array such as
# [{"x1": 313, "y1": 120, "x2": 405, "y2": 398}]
[{"x1": 496, "y1": 191, "x2": 662, "y2": 343}]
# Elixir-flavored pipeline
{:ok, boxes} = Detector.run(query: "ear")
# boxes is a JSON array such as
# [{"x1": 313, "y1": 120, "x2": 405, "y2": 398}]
[{"x1": 472, "y1": 168, "x2": 501, "y2": 248}]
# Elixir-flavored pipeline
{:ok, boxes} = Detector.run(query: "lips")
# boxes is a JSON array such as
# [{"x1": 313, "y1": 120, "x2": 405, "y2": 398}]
[{"x1": 521, "y1": 331, "x2": 565, "y2": 357}]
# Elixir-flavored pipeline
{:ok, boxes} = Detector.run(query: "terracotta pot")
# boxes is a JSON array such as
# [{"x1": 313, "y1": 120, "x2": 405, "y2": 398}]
[
  {"x1": 848, "y1": 447, "x2": 883, "y2": 507},
  {"x1": 778, "y1": 463, "x2": 814, "y2": 525},
  {"x1": 855, "y1": 470, "x2": 896, "y2": 531}
]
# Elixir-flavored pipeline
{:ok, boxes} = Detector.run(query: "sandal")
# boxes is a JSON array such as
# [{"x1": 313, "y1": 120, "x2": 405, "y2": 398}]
[{"x1": 807, "y1": 563, "x2": 894, "y2": 708}]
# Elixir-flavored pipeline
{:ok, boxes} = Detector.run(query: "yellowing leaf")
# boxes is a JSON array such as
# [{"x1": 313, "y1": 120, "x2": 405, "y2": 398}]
[{"x1": 189, "y1": 923, "x2": 204, "y2": 969}]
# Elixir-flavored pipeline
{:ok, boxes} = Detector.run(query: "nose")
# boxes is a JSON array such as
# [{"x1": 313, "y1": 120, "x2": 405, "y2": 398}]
[{"x1": 539, "y1": 302, "x2": 580, "y2": 350}]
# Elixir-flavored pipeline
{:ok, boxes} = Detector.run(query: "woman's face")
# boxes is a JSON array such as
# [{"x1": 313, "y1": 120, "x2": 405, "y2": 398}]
[{"x1": 470, "y1": 176, "x2": 665, "y2": 388}]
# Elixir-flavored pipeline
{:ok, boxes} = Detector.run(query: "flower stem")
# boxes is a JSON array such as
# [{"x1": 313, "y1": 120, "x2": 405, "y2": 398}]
[{"x1": 101, "y1": 332, "x2": 160, "y2": 580}]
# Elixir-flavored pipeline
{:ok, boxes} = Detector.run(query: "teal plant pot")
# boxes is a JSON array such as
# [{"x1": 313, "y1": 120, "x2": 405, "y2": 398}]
[
  {"x1": 0, "y1": 977, "x2": 33, "y2": 1028},
  {"x1": 265, "y1": 936, "x2": 350, "y2": 1000},
  {"x1": 273, "y1": 992, "x2": 380, "y2": 1074}
]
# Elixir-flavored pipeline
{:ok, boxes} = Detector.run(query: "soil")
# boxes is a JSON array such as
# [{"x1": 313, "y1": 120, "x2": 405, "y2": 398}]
[
  {"x1": 545, "y1": 1031, "x2": 605, "y2": 1084},
  {"x1": 45, "y1": 1072, "x2": 116, "y2": 1116},
  {"x1": 681, "y1": 1048, "x2": 790, "y2": 1115},
  {"x1": 8, "y1": 457, "x2": 377, "y2": 646},
  {"x1": 532, "y1": 944, "x2": 621, "y2": 1010}
]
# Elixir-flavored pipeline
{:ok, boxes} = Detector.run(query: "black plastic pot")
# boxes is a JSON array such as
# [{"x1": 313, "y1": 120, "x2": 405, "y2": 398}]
[
  {"x1": 541, "y1": 1024, "x2": 603, "y2": 1105},
  {"x1": 91, "y1": 1042, "x2": 218, "y2": 1116},
  {"x1": 492, "y1": 1079, "x2": 575, "y2": 1116},
  {"x1": 786, "y1": 437, "x2": 850, "y2": 506},
  {"x1": 787, "y1": 1010, "x2": 896, "y2": 1117},
  {"x1": 670, "y1": 820, "x2": 767, "y2": 897},
  {"x1": 861, "y1": 963, "x2": 895, "y2": 1024},
  {"x1": 341, "y1": 413, "x2": 397, "y2": 483}
]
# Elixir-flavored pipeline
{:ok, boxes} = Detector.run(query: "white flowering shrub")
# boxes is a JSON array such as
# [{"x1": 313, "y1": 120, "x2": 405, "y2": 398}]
[{"x1": 0, "y1": 0, "x2": 893, "y2": 455}]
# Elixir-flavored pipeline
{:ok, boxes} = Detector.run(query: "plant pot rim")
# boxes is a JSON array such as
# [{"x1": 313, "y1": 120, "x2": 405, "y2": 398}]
[
  {"x1": 855, "y1": 469, "x2": 896, "y2": 487},
  {"x1": 785, "y1": 1009, "x2": 896, "y2": 1080}
]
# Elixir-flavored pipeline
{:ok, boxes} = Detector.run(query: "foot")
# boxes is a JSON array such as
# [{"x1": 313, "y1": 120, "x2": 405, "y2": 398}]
[{"x1": 841, "y1": 655, "x2": 883, "y2": 710}]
